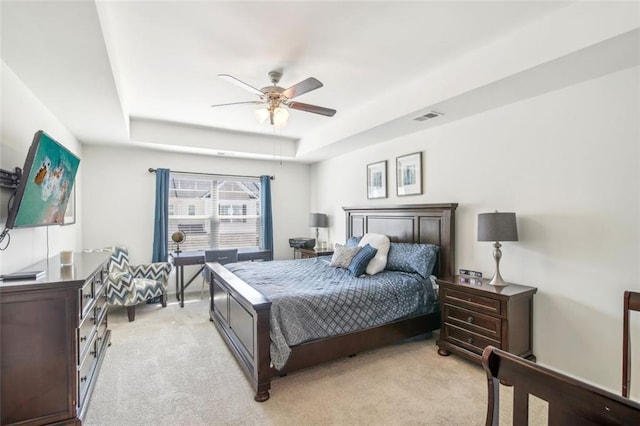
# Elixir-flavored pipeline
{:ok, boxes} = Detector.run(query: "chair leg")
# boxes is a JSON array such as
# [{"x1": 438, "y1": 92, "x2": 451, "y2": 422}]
[
  {"x1": 127, "y1": 306, "x2": 136, "y2": 322},
  {"x1": 161, "y1": 291, "x2": 167, "y2": 308}
]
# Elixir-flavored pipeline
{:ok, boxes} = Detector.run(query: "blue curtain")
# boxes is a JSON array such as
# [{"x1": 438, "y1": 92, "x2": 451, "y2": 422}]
[
  {"x1": 260, "y1": 175, "x2": 273, "y2": 257},
  {"x1": 152, "y1": 168, "x2": 170, "y2": 262}
]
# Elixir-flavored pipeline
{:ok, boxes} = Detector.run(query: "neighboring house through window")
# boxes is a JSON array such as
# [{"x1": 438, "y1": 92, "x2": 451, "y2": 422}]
[{"x1": 168, "y1": 172, "x2": 261, "y2": 251}]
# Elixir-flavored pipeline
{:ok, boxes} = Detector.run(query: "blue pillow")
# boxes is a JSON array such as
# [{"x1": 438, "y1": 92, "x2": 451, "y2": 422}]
[
  {"x1": 348, "y1": 244, "x2": 378, "y2": 277},
  {"x1": 385, "y1": 243, "x2": 439, "y2": 278},
  {"x1": 345, "y1": 236, "x2": 362, "y2": 247}
]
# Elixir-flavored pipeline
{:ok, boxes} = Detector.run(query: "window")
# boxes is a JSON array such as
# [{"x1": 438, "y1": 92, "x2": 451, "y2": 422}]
[{"x1": 168, "y1": 173, "x2": 262, "y2": 251}]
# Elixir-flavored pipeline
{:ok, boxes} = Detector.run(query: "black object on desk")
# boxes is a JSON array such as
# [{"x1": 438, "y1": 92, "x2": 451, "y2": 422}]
[{"x1": 170, "y1": 248, "x2": 272, "y2": 307}]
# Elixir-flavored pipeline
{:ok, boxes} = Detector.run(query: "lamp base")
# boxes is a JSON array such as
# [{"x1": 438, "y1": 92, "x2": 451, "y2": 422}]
[
  {"x1": 489, "y1": 241, "x2": 509, "y2": 287},
  {"x1": 488, "y1": 272, "x2": 509, "y2": 287}
]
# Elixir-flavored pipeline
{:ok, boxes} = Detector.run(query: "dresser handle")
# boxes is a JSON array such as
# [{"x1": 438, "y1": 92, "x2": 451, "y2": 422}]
[
  {"x1": 467, "y1": 337, "x2": 474, "y2": 344},
  {"x1": 467, "y1": 316, "x2": 474, "y2": 324},
  {"x1": 80, "y1": 336, "x2": 87, "y2": 342},
  {"x1": 84, "y1": 294, "x2": 92, "y2": 299},
  {"x1": 80, "y1": 376, "x2": 87, "y2": 383}
]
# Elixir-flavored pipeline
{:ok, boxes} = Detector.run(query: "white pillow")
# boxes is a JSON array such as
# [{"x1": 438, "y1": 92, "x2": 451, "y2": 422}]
[{"x1": 358, "y1": 233, "x2": 390, "y2": 275}]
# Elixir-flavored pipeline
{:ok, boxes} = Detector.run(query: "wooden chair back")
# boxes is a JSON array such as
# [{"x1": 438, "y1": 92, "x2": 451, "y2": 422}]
[
  {"x1": 623, "y1": 291, "x2": 640, "y2": 398},
  {"x1": 482, "y1": 345, "x2": 640, "y2": 425}
]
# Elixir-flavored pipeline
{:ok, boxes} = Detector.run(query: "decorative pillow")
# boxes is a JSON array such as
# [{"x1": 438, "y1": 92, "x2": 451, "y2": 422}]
[
  {"x1": 345, "y1": 236, "x2": 362, "y2": 247},
  {"x1": 358, "y1": 233, "x2": 390, "y2": 275},
  {"x1": 348, "y1": 244, "x2": 378, "y2": 277},
  {"x1": 330, "y1": 244, "x2": 361, "y2": 268},
  {"x1": 385, "y1": 242, "x2": 439, "y2": 278}
]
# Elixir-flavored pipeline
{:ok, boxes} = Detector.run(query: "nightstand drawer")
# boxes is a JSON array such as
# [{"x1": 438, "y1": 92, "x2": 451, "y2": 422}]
[
  {"x1": 441, "y1": 288, "x2": 501, "y2": 315},
  {"x1": 443, "y1": 304, "x2": 501, "y2": 340},
  {"x1": 442, "y1": 323, "x2": 500, "y2": 355}
]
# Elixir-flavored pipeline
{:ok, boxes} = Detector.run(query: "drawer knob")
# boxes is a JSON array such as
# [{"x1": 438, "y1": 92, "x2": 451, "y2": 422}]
[
  {"x1": 467, "y1": 337, "x2": 474, "y2": 344},
  {"x1": 467, "y1": 316, "x2": 474, "y2": 324}
]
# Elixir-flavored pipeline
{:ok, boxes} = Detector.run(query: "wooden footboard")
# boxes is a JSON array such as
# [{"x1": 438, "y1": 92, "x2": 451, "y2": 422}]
[
  {"x1": 207, "y1": 262, "x2": 272, "y2": 402},
  {"x1": 277, "y1": 310, "x2": 440, "y2": 375}
]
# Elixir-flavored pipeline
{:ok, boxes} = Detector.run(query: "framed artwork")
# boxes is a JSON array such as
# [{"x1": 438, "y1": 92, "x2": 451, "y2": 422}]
[
  {"x1": 62, "y1": 185, "x2": 76, "y2": 225},
  {"x1": 396, "y1": 152, "x2": 422, "y2": 196},
  {"x1": 367, "y1": 160, "x2": 387, "y2": 199}
]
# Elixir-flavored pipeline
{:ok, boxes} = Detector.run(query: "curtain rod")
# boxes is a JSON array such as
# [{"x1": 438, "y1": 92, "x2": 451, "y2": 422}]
[{"x1": 148, "y1": 168, "x2": 274, "y2": 180}]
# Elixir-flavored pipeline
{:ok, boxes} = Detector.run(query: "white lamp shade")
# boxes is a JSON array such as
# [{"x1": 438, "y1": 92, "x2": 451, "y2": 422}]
[
  {"x1": 273, "y1": 107, "x2": 289, "y2": 127},
  {"x1": 255, "y1": 107, "x2": 289, "y2": 127},
  {"x1": 255, "y1": 108, "x2": 270, "y2": 124}
]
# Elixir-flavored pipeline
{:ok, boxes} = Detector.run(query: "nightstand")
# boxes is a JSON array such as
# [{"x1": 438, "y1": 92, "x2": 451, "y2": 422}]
[
  {"x1": 298, "y1": 248, "x2": 334, "y2": 259},
  {"x1": 435, "y1": 275, "x2": 537, "y2": 364}
]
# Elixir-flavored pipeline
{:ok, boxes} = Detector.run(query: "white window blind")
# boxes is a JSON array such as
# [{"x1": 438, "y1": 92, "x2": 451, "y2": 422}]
[{"x1": 168, "y1": 173, "x2": 262, "y2": 251}]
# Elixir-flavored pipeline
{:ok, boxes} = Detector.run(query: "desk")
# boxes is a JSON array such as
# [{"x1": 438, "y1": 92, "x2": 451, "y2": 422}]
[{"x1": 171, "y1": 248, "x2": 271, "y2": 307}]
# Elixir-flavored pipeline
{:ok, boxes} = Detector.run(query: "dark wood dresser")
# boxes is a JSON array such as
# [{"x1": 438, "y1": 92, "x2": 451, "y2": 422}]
[
  {"x1": 435, "y1": 275, "x2": 536, "y2": 364},
  {"x1": 0, "y1": 252, "x2": 111, "y2": 425}
]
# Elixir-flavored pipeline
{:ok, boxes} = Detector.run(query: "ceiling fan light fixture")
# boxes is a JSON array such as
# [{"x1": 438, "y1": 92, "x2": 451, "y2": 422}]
[
  {"x1": 273, "y1": 107, "x2": 289, "y2": 127},
  {"x1": 255, "y1": 106, "x2": 289, "y2": 127},
  {"x1": 255, "y1": 108, "x2": 270, "y2": 124}
]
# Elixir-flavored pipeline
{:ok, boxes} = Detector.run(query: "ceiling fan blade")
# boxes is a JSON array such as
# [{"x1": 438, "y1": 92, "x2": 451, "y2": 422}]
[
  {"x1": 210, "y1": 100, "x2": 264, "y2": 108},
  {"x1": 287, "y1": 101, "x2": 336, "y2": 117},
  {"x1": 218, "y1": 74, "x2": 264, "y2": 96},
  {"x1": 282, "y1": 77, "x2": 323, "y2": 99}
]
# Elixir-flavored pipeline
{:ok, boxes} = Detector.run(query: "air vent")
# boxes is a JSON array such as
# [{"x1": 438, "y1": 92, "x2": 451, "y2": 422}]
[{"x1": 413, "y1": 111, "x2": 444, "y2": 122}]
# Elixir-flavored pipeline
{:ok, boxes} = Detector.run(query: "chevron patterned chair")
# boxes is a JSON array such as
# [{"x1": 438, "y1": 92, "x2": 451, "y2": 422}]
[{"x1": 107, "y1": 246, "x2": 172, "y2": 322}]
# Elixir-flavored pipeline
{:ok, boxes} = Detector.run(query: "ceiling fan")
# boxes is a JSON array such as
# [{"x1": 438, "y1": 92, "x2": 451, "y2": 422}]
[{"x1": 211, "y1": 70, "x2": 336, "y2": 126}]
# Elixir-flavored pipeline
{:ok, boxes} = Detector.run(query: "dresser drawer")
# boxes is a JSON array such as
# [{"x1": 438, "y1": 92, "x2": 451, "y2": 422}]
[
  {"x1": 443, "y1": 304, "x2": 502, "y2": 340},
  {"x1": 78, "y1": 314, "x2": 96, "y2": 361},
  {"x1": 94, "y1": 266, "x2": 107, "y2": 299},
  {"x1": 78, "y1": 336, "x2": 98, "y2": 408},
  {"x1": 441, "y1": 288, "x2": 501, "y2": 315},
  {"x1": 80, "y1": 276, "x2": 95, "y2": 319},
  {"x1": 79, "y1": 295, "x2": 107, "y2": 361},
  {"x1": 96, "y1": 302, "x2": 108, "y2": 346},
  {"x1": 442, "y1": 323, "x2": 500, "y2": 355}
]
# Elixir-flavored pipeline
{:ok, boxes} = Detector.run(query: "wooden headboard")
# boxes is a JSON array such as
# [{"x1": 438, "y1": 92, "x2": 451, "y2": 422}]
[{"x1": 343, "y1": 203, "x2": 457, "y2": 278}]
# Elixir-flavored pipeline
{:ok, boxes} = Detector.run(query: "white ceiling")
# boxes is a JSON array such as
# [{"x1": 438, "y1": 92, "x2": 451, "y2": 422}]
[{"x1": 2, "y1": 1, "x2": 639, "y2": 162}]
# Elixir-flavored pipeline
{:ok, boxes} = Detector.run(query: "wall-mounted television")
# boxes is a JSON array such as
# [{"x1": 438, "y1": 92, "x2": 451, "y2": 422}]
[{"x1": 5, "y1": 130, "x2": 80, "y2": 229}]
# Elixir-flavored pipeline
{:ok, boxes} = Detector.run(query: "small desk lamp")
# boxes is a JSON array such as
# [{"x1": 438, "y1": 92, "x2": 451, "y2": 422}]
[
  {"x1": 478, "y1": 211, "x2": 518, "y2": 286},
  {"x1": 309, "y1": 213, "x2": 328, "y2": 249}
]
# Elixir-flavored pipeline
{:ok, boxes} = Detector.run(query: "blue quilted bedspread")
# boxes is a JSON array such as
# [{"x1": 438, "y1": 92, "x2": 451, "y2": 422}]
[{"x1": 225, "y1": 257, "x2": 438, "y2": 370}]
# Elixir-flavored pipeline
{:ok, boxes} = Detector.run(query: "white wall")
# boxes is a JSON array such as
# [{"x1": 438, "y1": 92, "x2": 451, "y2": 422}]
[
  {"x1": 310, "y1": 66, "x2": 640, "y2": 397},
  {"x1": 0, "y1": 61, "x2": 83, "y2": 274},
  {"x1": 81, "y1": 145, "x2": 310, "y2": 266}
]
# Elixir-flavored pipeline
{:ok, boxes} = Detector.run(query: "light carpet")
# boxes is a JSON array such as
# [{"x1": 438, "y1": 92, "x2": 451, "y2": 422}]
[{"x1": 85, "y1": 295, "x2": 546, "y2": 425}]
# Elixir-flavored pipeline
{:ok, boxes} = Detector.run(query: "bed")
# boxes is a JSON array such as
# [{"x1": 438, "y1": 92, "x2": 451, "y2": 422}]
[{"x1": 206, "y1": 203, "x2": 457, "y2": 401}]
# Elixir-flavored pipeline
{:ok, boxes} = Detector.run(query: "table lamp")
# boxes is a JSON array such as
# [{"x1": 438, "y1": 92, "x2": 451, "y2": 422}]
[
  {"x1": 309, "y1": 213, "x2": 328, "y2": 249},
  {"x1": 478, "y1": 211, "x2": 518, "y2": 286}
]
